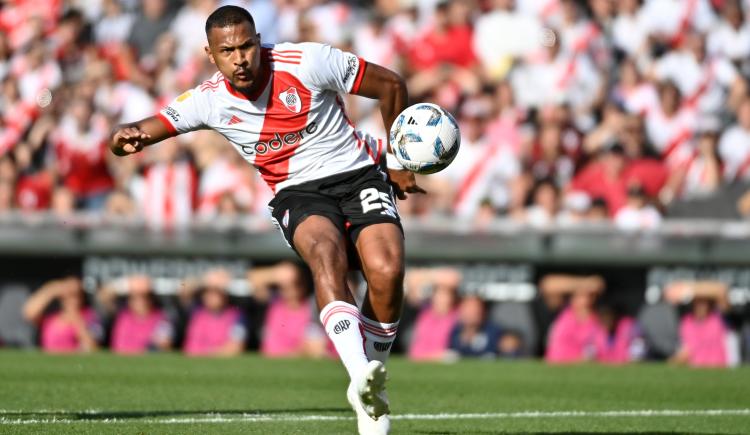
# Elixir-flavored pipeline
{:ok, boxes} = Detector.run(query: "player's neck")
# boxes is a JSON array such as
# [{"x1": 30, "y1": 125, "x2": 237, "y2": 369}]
[{"x1": 227, "y1": 60, "x2": 270, "y2": 101}]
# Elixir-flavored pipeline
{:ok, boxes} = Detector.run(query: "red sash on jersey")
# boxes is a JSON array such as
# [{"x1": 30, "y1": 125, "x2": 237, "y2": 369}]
[
  {"x1": 453, "y1": 144, "x2": 498, "y2": 212},
  {"x1": 670, "y1": 0, "x2": 699, "y2": 47},
  {"x1": 735, "y1": 153, "x2": 750, "y2": 180},
  {"x1": 683, "y1": 61, "x2": 715, "y2": 109},
  {"x1": 556, "y1": 24, "x2": 599, "y2": 90},
  {"x1": 540, "y1": 0, "x2": 559, "y2": 21},
  {"x1": 661, "y1": 128, "x2": 693, "y2": 161}
]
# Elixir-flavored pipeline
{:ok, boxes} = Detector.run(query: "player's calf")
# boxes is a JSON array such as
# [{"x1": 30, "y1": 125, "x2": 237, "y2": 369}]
[
  {"x1": 320, "y1": 301, "x2": 369, "y2": 379},
  {"x1": 361, "y1": 316, "x2": 399, "y2": 363}
]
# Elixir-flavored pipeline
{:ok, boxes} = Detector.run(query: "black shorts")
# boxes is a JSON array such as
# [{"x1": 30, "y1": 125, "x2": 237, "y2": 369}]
[{"x1": 268, "y1": 165, "x2": 403, "y2": 253}]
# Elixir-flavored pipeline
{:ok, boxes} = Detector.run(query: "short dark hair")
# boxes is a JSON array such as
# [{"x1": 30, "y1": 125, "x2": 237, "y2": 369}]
[{"x1": 205, "y1": 5, "x2": 255, "y2": 35}]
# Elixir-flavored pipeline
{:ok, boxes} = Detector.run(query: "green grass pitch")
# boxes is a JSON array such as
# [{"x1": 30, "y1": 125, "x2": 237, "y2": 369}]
[{"x1": 1, "y1": 350, "x2": 750, "y2": 434}]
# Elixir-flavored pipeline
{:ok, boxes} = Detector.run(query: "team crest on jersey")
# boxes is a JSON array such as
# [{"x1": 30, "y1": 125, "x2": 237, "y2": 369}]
[{"x1": 279, "y1": 87, "x2": 301, "y2": 113}]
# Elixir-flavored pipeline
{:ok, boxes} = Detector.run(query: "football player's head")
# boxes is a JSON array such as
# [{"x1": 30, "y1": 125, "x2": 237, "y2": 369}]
[{"x1": 205, "y1": 6, "x2": 263, "y2": 94}]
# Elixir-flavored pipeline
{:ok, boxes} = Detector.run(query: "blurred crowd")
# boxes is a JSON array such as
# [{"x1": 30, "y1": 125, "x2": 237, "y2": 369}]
[
  {"x1": 3, "y1": 0, "x2": 750, "y2": 230},
  {"x1": 4, "y1": 262, "x2": 747, "y2": 368}
]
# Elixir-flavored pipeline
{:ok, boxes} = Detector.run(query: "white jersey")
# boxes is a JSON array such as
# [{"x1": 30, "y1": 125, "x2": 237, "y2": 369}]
[{"x1": 157, "y1": 42, "x2": 379, "y2": 193}]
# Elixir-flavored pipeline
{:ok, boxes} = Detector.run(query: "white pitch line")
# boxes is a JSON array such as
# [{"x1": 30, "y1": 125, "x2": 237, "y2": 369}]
[{"x1": 1, "y1": 409, "x2": 749, "y2": 425}]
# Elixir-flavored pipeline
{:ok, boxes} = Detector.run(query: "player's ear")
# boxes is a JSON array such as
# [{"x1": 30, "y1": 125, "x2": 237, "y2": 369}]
[{"x1": 204, "y1": 45, "x2": 215, "y2": 65}]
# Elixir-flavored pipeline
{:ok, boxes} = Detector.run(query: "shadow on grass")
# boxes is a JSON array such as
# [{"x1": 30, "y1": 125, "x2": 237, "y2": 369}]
[
  {"x1": 415, "y1": 432, "x2": 730, "y2": 435},
  {"x1": 7, "y1": 407, "x2": 350, "y2": 420}
]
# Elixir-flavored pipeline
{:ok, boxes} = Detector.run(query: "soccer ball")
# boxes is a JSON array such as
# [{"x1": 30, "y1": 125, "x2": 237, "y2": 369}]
[{"x1": 389, "y1": 103, "x2": 461, "y2": 174}]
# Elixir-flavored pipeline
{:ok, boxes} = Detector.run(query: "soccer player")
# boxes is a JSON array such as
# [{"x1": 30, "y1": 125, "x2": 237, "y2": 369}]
[{"x1": 109, "y1": 6, "x2": 422, "y2": 434}]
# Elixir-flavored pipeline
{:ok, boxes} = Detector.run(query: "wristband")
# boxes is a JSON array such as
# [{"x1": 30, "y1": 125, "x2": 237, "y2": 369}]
[{"x1": 385, "y1": 152, "x2": 404, "y2": 170}]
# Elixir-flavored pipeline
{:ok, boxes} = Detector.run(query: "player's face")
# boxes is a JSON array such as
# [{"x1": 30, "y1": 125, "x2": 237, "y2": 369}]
[{"x1": 206, "y1": 22, "x2": 262, "y2": 93}]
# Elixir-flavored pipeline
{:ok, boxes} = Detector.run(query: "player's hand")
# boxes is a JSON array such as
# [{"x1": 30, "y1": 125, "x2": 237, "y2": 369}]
[
  {"x1": 387, "y1": 168, "x2": 426, "y2": 200},
  {"x1": 110, "y1": 126, "x2": 151, "y2": 156}
]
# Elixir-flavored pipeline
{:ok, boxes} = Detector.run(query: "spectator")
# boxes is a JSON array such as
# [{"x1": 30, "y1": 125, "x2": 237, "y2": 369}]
[
  {"x1": 2, "y1": 0, "x2": 750, "y2": 281},
  {"x1": 596, "y1": 305, "x2": 645, "y2": 364},
  {"x1": 408, "y1": 268, "x2": 460, "y2": 361},
  {"x1": 183, "y1": 268, "x2": 246, "y2": 357},
  {"x1": 22, "y1": 277, "x2": 101, "y2": 353},
  {"x1": 497, "y1": 329, "x2": 524, "y2": 358},
  {"x1": 135, "y1": 138, "x2": 196, "y2": 229},
  {"x1": 661, "y1": 120, "x2": 722, "y2": 204},
  {"x1": 526, "y1": 120, "x2": 577, "y2": 187},
  {"x1": 569, "y1": 142, "x2": 667, "y2": 215},
  {"x1": 448, "y1": 295, "x2": 500, "y2": 359},
  {"x1": 513, "y1": 178, "x2": 560, "y2": 228},
  {"x1": 707, "y1": 0, "x2": 750, "y2": 65},
  {"x1": 614, "y1": 184, "x2": 662, "y2": 231},
  {"x1": 50, "y1": 185, "x2": 76, "y2": 218},
  {"x1": 94, "y1": 0, "x2": 135, "y2": 45},
  {"x1": 408, "y1": 0, "x2": 476, "y2": 72},
  {"x1": 542, "y1": 274, "x2": 607, "y2": 363},
  {"x1": 170, "y1": 0, "x2": 216, "y2": 68},
  {"x1": 612, "y1": 0, "x2": 649, "y2": 58},
  {"x1": 665, "y1": 280, "x2": 731, "y2": 367},
  {"x1": 258, "y1": 262, "x2": 319, "y2": 358},
  {"x1": 511, "y1": 29, "x2": 602, "y2": 123},
  {"x1": 51, "y1": 97, "x2": 113, "y2": 210},
  {"x1": 473, "y1": 0, "x2": 542, "y2": 80},
  {"x1": 127, "y1": 0, "x2": 175, "y2": 60},
  {"x1": 719, "y1": 96, "x2": 750, "y2": 183},
  {"x1": 652, "y1": 30, "x2": 745, "y2": 117},
  {"x1": 643, "y1": 81, "x2": 696, "y2": 168},
  {"x1": 640, "y1": 0, "x2": 716, "y2": 46},
  {"x1": 103, "y1": 275, "x2": 174, "y2": 354},
  {"x1": 436, "y1": 95, "x2": 520, "y2": 218}
]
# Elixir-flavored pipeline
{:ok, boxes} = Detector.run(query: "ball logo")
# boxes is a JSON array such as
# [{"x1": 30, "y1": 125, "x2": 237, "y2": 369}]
[
  {"x1": 333, "y1": 319, "x2": 350, "y2": 334},
  {"x1": 279, "y1": 87, "x2": 301, "y2": 113}
]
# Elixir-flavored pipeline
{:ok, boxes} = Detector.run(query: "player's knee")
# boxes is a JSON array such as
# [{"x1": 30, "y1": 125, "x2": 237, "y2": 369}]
[
  {"x1": 306, "y1": 236, "x2": 347, "y2": 272},
  {"x1": 366, "y1": 255, "x2": 404, "y2": 290}
]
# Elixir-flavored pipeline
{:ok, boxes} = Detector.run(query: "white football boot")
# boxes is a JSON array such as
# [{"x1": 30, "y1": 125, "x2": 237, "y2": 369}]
[{"x1": 347, "y1": 360, "x2": 391, "y2": 435}]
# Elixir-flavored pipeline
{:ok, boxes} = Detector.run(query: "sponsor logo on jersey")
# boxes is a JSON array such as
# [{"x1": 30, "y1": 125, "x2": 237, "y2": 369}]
[
  {"x1": 282, "y1": 209, "x2": 289, "y2": 228},
  {"x1": 343, "y1": 55, "x2": 358, "y2": 84},
  {"x1": 164, "y1": 106, "x2": 180, "y2": 123},
  {"x1": 228, "y1": 115, "x2": 242, "y2": 125},
  {"x1": 279, "y1": 87, "x2": 302, "y2": 113},
  {"x1": 176, "y1": 91, "x2": 192, "y2": 102},
  {"x1": 333, "y1": 319, "x2": 350, "y2": 334},
  {"x1": 238, "y1": 122, "x2": 318, "y2": 156},
  {"x1": 373, "y1": 341, "x2": 392, "y2": 352}
]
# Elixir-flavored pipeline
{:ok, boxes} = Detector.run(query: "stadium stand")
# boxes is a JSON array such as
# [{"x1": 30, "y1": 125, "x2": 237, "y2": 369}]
[{"x1": 2, "y1": 0, "x2": 750, "y2": 366}]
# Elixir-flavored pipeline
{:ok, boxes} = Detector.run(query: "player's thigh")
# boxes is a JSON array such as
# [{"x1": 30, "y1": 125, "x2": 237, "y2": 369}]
[
  {"x1": 354, "y1": 222, "x2": 405, "y2": 285},
  {"x1": 269, "y1": 190, "x2": 344, "y2": 252},
  {"x1": 292, "y1": 214, "x2": 348, "y2": 266}
]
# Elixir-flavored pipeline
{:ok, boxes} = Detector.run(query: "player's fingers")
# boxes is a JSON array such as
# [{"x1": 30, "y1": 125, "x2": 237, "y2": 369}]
[
  {"x1": 120, "y1": 127, "x2": 143, "y2": 141},
  {"x1": 122, "y1": 143, "x2": 137, "y2": 153},
  {"x1": 118, "y1": 130, "x2": 134, "y2": 141},
  {"x1": 408, "y1": 184, "x2": 427, "y2": 194},
  {"x1": 394, "y1": 188, "x2": 407, "y2": 200}
]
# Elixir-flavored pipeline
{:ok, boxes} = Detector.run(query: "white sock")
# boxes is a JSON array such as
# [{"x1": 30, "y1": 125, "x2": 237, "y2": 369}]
[
  {"x1": 361, "y1": 316, "x2": 399, "y2": 363},
  {"x1": 319, "y1": 301, "x2": 369, "y2": 380}
]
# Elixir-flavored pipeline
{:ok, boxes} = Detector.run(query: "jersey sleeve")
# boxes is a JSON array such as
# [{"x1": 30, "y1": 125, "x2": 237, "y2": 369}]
[
  {"x1": 156, "y1": 88, "x2": 210, "y2": 134},
  {"x1": 298, "y1": 42, "x2": 366, "y2": 94}
]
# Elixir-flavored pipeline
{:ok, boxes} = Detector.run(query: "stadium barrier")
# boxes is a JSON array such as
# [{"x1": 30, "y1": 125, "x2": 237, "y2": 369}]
[{"x1": 1, "y1": 213, "x2": 750, "y2": 312}]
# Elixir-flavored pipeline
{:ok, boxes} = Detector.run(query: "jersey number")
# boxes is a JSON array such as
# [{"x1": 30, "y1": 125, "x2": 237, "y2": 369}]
[{"x1": 360, "y1": 188, "x2": 397, "y2": 217}]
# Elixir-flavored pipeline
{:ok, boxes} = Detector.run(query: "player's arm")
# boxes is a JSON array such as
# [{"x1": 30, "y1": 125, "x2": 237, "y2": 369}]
[
  {"x1": 110, "y1": 116, "x2": 175, "y2": 156},
  {"x1": 353, "y1": 62, "x2": 426, "y2": 199},
  {"x1": 664, "y1": 280, "x2": 729, "y2": 310},
  {"x1": 539, "y1": 274, "x2": 605, "y2": 296}
]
